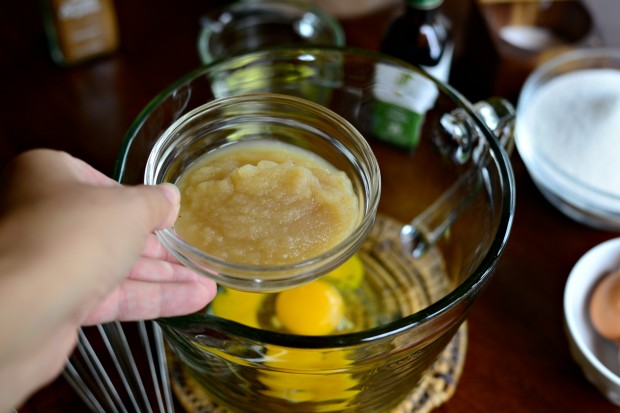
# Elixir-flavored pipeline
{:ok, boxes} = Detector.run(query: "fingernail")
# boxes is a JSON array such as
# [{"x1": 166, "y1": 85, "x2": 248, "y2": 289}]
[{"x1": 158, "y1": 183, "x2": 180, "y2": 205}]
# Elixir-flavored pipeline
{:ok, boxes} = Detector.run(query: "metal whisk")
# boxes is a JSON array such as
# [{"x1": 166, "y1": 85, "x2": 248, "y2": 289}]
[{"x1": 63, "y1": 321, "x2": 174, "y2": 413}]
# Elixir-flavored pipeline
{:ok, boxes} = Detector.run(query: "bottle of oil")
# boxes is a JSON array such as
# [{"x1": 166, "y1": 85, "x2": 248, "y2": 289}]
[
  {"x1": 380, "y1": 0, "x2": 452, "y2": 82},
  {"x1": 371, "y1": 0, "x2": 453, "y2": 149},
  {"x1": 41, "y1": 0, "x2": 119, "y2": 65}
]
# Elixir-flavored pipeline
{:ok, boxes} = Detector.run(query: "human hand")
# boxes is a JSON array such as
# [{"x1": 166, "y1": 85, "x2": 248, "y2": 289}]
[{"x1": 0, "y1": 149, "x2": 216, "y2": 411}]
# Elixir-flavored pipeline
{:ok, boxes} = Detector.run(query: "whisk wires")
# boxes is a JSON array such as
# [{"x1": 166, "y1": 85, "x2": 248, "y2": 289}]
[{"x1": 62, "y1": 321, "x2": 174, "y2": 413}]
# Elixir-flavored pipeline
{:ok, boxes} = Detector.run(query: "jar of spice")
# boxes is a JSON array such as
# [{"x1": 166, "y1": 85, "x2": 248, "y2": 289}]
[{"x1": 41, "y1": 0, "x2": 119, "y2": 65}]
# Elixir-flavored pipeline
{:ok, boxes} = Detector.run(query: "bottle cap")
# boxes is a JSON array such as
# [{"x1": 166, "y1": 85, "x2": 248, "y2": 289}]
[{"x1": 406, "y1": 0, "x2": 444, "y2": 9}]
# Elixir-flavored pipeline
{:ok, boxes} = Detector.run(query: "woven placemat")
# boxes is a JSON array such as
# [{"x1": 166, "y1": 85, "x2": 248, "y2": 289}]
[{"x1": 169, "y1": 322, "x2": 467, "y2": 413}]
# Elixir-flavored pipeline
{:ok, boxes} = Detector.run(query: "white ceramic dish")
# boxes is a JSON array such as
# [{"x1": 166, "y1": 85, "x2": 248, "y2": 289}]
[{"x1": 564, "y1": 237, "x2": 620, "y2": 406}]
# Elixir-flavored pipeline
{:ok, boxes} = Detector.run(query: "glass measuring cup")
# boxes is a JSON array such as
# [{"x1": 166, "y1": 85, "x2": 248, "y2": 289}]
[{"x1": 115, "y1": 46, "x2": 515, "y2": 413}]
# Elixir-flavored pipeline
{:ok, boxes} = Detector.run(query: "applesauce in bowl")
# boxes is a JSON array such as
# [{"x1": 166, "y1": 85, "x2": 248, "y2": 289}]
[
  {"x1": 174, "y1": 140, "x2": 360, "y2": 266},
  {"x1": 144, "y1": 93, "x2": 380, "y2": 292}
]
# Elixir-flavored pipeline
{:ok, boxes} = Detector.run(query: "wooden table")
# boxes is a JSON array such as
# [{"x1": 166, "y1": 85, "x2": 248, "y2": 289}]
[{"x1": 3, "y1": 1, "x2": 619, "y2": 412}]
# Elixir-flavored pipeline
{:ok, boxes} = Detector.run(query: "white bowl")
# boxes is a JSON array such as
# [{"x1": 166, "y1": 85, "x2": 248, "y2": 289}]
[
  {"x1": 564, "y1": 237, "x2": 620, "y2": 406},
  {"x1": 515, "y1": 48, "x2": 620, "y2": 231}
]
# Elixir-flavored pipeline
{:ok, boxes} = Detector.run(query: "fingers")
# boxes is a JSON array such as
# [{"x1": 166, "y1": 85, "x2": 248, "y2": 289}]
[
  {"x1": 127, "y1": 256, "x2": 203, "y2": 283},
  {"x1": 141, "y1": 233, "x2": 178, "y2": 262},
  {"x1": 5, "y1": 150, "x2": 180, "y2": 232},
  {"x1": 83, "y1": 277, "x2": 217, "y2": 325},
  {"x1": 3, "y1": 149, "x2": 205, "y2": 326}
]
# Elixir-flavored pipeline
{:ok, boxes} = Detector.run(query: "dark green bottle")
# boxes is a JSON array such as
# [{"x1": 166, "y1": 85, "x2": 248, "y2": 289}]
[{"x1": 380, "y1": 0, "x2": 452, "y2": 81}]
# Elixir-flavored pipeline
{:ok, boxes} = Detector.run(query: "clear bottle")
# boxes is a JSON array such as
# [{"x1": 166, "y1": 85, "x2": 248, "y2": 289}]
[
  {"x1": 380, "y1": 0, "x2": 453, "y2": 82},
  {"x1": 41, "y1": 0, "x2": 119, "y2": 65}
]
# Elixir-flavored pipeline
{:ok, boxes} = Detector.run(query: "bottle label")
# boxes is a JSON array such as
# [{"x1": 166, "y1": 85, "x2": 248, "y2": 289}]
[
  {"x1": 371, "y1": 100, "x2": 424, "y2": 148},
  {"x1": 58, "y1": 0, "x2": 101, "y2": 20},
  {"x1": 371, "y1": 62, "x2": 440, "y2": 149},
  {"x1": 48, "y1": 0, "x2": 119, "y2": 64}
]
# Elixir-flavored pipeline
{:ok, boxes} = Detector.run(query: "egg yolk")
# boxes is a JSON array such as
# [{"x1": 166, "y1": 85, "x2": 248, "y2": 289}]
[
  {"x1": 275, "y1": 279, "x2": 344, "y2": 335},
  {"x1": 259, "y1": 350, "x2": 358, "y2": 405},
  {"x1": 323, "y1": 254, "x2": 364, "y2": 290},
  {"x1": 209, "y1": 288, "x2": 267, "y2": 328}
]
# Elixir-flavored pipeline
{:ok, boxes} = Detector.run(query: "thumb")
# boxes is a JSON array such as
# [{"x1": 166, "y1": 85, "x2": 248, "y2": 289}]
[{"x1": 127, "y1": 183, "x2": 181, "y2": 231}]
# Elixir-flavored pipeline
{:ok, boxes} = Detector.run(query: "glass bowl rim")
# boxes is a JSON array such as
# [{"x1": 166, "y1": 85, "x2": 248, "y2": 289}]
[{"x1": 115, "y1": 45, "x2": 516, "y2": 347}]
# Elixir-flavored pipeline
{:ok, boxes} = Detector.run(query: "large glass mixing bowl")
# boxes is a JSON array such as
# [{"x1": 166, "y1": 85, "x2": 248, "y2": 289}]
[{"x1": 115, "y1": 47, "x2": 515, "y2": 413}]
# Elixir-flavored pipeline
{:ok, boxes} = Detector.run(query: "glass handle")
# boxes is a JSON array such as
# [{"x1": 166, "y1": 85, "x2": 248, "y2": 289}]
[
  {"x1": 401, "y1": 167, "x2": 482, "y2": 258},
  {"x1": 474, "y1": 97, "x2": 515, "y2": 155},
  {"x1": 400, "y1": 98, "x2": 515, "y2": 258}
]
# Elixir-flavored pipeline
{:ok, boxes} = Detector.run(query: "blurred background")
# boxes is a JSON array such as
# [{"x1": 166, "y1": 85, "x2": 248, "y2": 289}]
[{"x1": 2, "y1": 0, "x2": 620, "y2": 412}]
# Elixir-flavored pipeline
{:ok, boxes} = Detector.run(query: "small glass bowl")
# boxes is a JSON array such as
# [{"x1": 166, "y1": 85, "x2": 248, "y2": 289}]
[
  {"x1": 515, "y1": 48, "x2": 620, "y2": 230},
  {"x1": 144, "y1": 93, "x2": 380, "y2": 292},
  {"x1": 197, "y1": 0, "x2": 345, "y2": 65}
]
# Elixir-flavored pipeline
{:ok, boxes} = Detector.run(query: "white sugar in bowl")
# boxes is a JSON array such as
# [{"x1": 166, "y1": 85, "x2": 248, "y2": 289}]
[{"x1": 515, "y1": 48, "x2": 620, "y2": 230}]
